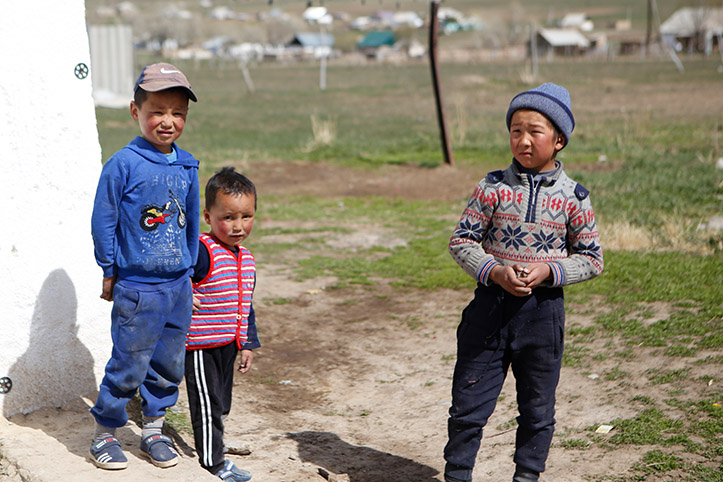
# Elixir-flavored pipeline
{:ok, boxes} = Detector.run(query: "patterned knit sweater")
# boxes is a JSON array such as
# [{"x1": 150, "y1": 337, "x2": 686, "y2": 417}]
[
  {"x1": 449, "y1": 160, "x2": 603, "y2": 288},
  {"x1": 187, "y1": 234, "x2": 256, "y2": 350}
]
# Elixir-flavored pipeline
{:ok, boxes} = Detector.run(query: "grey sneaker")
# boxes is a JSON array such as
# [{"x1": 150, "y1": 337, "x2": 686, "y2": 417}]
[{"x1": 215, "y1": 459, "x2": 252, "y2": 481}]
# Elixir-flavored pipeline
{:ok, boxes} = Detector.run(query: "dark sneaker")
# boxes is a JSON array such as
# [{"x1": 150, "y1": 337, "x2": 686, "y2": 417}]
[
  {"x1": 513, "y1": 465, "x2": 540, "y2": 482},
  {"x1": 90, "y1": 436, "x2": 128, "y2": 470},
  {"x1": 445, "y1": 476, "x2": 468, "y2": 482},
  {"x1": 215, "y1": 459, "x2": 252, "y2": 481},
  {"x1": 140, "y1": 434, "x2": 179, "y2": 468}
]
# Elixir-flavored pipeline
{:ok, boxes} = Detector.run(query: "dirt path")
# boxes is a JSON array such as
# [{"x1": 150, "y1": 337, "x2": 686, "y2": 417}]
[{"x1": 1, "y1": 162, "x2": 712, "y2": 482}]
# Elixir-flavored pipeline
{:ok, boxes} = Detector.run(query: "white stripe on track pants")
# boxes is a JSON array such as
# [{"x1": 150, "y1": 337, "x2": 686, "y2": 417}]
[{"x1": 185, "y1": 341, "x2": 238, "y2": 474}]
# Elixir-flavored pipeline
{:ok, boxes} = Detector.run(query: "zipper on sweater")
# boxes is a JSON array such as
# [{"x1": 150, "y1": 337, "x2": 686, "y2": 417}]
[{"x1": 524, "y1": 174, "x2": 542, "y2": 223}]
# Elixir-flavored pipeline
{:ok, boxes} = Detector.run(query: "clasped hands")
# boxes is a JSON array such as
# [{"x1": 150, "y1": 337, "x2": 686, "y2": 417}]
[{"x1": 488, "y1": 263, "x2": 552, "y2": 297}]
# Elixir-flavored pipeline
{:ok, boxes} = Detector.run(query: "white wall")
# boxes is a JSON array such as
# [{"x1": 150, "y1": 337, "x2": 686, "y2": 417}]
[{"x1": 0, "y1": 0, "x2": 111, "y2": 416}]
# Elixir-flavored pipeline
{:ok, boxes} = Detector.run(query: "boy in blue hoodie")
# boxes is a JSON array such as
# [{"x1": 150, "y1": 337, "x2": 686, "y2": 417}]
[{"x1": 89, "y1": 63, "x2": 200, "y2": 470}]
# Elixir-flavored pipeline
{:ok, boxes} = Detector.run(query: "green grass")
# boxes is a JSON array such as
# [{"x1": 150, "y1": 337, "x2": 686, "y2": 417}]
[
  {"x1": 608, "y1": 407, "x2": 684, "y2": 445},
  {"x1": 97, "y1": 57, "x2": 723, "y2": 175},
  {"x1": 560, "y1": 438, "x2": 592, "y2": 450}
]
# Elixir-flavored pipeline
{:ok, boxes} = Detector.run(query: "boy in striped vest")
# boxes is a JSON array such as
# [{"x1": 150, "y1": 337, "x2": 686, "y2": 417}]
[{"x1": 185, "y1": 167, "x2": 259, "y2": 482}]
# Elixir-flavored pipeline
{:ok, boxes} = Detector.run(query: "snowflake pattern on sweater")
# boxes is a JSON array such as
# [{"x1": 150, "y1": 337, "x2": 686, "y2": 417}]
[{"x1": 449, "y1": 161, "x2": 603, "y2": 288}]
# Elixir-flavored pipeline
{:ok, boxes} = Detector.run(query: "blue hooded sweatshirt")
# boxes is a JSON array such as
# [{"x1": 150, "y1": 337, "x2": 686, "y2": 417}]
[{"x1": 92, "y1": 136, "x2": 200, "y2": 283}]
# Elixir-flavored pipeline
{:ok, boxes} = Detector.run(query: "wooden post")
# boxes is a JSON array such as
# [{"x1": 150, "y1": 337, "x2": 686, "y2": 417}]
[{"x1": 428, "y1": 1, "x2": 454, "y2": 166}]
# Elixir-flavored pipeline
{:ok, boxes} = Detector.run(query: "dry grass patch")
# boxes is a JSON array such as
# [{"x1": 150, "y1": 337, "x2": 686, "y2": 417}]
[
  {"x1": 600, "y1": 221, "x2": 654, "y2": 251},
  {"x1": 308, "y1": 114, "x2": 337, "y2": 148},
  {"x1": 600, "y1": 219, "x2": 715, "y2": 254}
]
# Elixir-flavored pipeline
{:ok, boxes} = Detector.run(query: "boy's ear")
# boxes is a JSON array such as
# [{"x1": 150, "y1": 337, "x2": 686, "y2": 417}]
[
  {"x1": 555, "y1": 133, "x2": 565, "y2": 151},
  {"x1": 129, "y1": 101, "x2": 139, "y2": 121},
  {"x1": 203, "y1": 208, "x2": 211, "y2": 226}
]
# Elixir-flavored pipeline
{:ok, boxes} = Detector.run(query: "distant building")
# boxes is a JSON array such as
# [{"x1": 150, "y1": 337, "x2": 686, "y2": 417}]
[
  {"x1": 559, "y1": 13, "x2": 594, "y2": 32},
  {"x1": 604, "y1": 30, "x2": 647, "y2": 56},
  {"x1": 350, "y1": 16, "x2": 372, "y2": 31},
  {"x1": 534, "y1": 28, "x2": 590, "y2": 58},
  {"x1": 660, "y1": 7, "x2": 723, "y2": 54},
  {"x1": 391, "y1": 11, "x2": 424, "y2": 29},
  {"x1": 287, "y1": 32, "x2": 335, "y2": 59},
  {"x1": 302, "y1": 6, "x2": 333, "y2": 25},
  {"x1": 357, "y1": 31, "x2": 395, "y2": 58}
]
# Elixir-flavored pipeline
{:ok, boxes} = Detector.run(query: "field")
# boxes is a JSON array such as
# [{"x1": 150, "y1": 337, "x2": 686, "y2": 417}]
[
  {"x1": 3, "y1": 52, "x2": 719, "y2": 482},
  {"x1": 93, "y1": 53, "x2": 723, "y2": 481},
  {"x1": 107, "y1": 53, "x2": 723, "y2": 481}
]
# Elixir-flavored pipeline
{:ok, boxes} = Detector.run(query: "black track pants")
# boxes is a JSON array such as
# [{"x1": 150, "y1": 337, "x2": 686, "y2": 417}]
[{"x1": 185, "y1": 342, "x2": 238, "y2": 474}]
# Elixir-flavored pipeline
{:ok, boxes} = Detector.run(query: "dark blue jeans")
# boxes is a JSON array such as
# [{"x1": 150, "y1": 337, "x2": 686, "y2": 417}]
[
  {"x1": 91, "y1": 275, "x2": 193, "y2": 428},
  {"x1": 444, "y1": 284, "x2": 565, "y2": 481}
]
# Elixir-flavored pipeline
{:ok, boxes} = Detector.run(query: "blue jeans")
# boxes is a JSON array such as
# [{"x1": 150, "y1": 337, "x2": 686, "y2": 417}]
[
  {"x1": 444, "y1": 284, "x2": 565, "y2": 481},
  {"x1": 91, "y1": 276, "x2": 192, "y2": 428}
]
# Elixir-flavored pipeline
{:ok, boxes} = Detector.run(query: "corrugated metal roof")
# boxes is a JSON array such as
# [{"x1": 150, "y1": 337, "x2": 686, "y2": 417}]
[
  {"x1": 290, "y1": 32, "x2": 334, "y2": 47},
  {"x1": 660, "y1": 7, "x2": 723, "y2": 36},
  {"x1": 539, "y1": 28, "x2": 590, "y2": 48},
  {"x1": 357, "y1": 31, "x2": 395, "y2": 48}
]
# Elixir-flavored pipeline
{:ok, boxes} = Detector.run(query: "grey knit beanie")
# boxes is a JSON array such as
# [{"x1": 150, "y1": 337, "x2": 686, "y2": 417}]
[{"x1": 506, "y1": 82, "x2": 575, "y2": 148}]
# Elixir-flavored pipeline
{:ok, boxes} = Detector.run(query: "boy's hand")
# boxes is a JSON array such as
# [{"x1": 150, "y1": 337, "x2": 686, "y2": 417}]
[
  {"x1": 238, "y1": 350, "x2": 254, "y2": 374},
  {"x1": 100, "y1": 276, "x2": 116, "y2": 301},
  {"x1": 489, "y1": 265, "x2": 531, "y2": 297},
  {"x1": 192, "y1": 294, "x2": 202, "y2": 312},
  {"x1": 517, "y1": 263, "x2": 552, "y2": 290}
]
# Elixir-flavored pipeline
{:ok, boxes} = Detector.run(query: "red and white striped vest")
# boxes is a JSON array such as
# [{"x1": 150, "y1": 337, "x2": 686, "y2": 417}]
[{"x1": 186, "y1": 233, "x2": 256, "y2": 350}]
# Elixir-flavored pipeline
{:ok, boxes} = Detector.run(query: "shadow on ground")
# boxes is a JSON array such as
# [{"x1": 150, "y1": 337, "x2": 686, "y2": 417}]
[{"x1": 287, "y1": 431, "x2": 439, "y2": 482}]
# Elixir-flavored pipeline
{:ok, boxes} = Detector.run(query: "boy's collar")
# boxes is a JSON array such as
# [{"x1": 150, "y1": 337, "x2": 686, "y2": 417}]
[
  {"x1": 127, "y1": 136, "x2": 198, "y2": 168},
  {"x1": 513, "y1": 158, "x2": 562, "y2": 177}
]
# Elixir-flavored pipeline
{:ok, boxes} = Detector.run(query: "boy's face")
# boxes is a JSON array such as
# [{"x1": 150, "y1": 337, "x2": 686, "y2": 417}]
[
  {"x1": 509, "y1": 109, "x2": 565, "y2": 172},
  {"x1": 130, "y1": 89, "x2": 189, "y2": 154},
  {"x1": 204, "y1": 191, "x2": 256, "y2": 251}
]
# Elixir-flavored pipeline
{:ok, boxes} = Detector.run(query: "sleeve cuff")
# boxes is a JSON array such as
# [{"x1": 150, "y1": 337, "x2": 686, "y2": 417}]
[
  {"x1": 478, "y1": 258, "x2": 500, "y2": 285},
  {"x1": 242, "y1": 340, "x2": 261, "y2": 350},
  {"x1": 548, "y1": 262, "x2": 564, "y2": 287}
]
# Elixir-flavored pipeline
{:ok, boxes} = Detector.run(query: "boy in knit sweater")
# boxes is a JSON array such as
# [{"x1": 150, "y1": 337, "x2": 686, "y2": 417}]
[
  {"x1": 90, "y1": 63, "x2": 200, "y2": 470},
  {"x1": 185, "y1": 167, "x2": 259, "y2": 482},
  {"x1": 444, "y1": 83, "x2": 603, "y2": 482}
]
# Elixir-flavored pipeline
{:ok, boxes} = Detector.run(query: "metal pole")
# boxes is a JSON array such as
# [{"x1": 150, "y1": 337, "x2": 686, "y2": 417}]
[
  {"x1": 320, "y1": 25, "x2": 327, "y2": 90},
  {"x1": 530, "y1": 23, "x2": 538, "y2": 81},
  {"x1": 645, "y1": 0, "x2": 652, "y2": 55},
  {"x1": 239, "y1": 60, "x2": 255, "y2": 94},
  {"x1": 428, "y1": 1, "x2": 454, "y2": 166},
  {"x1": 320, "y1": 55, "x2": 327, "y2": 90}
]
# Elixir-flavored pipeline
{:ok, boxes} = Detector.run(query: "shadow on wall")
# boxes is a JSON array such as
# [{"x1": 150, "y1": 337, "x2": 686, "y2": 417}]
[
  {"x1": 287, "y1": 431, "x2": 440, "y2": 482},
  {"x1": 3, "y1": 269, "x2": 96, "y2": 417}
]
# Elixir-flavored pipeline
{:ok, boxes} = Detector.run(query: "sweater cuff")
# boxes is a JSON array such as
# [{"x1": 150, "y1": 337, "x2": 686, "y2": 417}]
[
  {"x1": 548, "y1": 261, "x2": 564, "y2": 287},
  {"x1": 478, "y1": 258, "x2": 500, "y2": 285}
]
